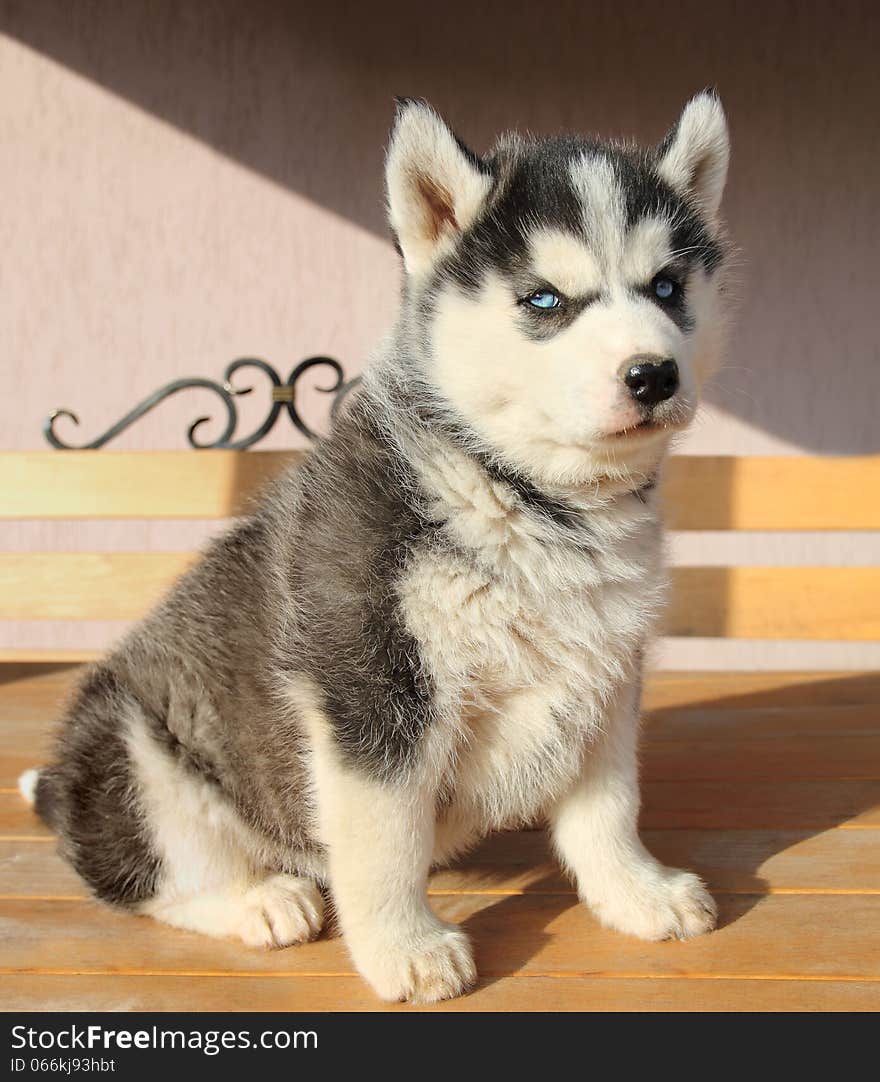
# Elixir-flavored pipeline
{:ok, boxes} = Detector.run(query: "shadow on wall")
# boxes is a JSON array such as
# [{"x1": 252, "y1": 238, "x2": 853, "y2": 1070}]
[{"x1": 3, "y1": 0, "x2": 880, "y2": 453}]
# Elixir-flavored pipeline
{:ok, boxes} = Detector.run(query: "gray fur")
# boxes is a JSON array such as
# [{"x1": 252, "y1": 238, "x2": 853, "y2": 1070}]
[{"x1": 36, "y1": 371, "x2": 618, "y2": 904}]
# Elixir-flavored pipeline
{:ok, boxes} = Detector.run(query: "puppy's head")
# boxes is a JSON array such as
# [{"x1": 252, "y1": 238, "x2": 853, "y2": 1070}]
[{"x1": 385, "y1": 94, "x2": 730, "y2": 485}]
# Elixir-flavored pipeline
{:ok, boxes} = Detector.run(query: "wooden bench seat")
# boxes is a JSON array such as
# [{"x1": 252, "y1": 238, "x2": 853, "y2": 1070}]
[{"x1": 1, "y1": 450, "x2": 877, "y2": 1011}]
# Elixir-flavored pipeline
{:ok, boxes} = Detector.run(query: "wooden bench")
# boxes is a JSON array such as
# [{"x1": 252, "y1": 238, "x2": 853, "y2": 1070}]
[{"x1": 1, "y1": 450, "x2": 878, "y2": 1011}]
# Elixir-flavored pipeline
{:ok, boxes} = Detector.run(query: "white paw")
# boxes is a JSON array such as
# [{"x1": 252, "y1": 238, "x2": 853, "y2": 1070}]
[
  {"x1": 238, "y1": 875, "x2": 325, "y2": 949},
  {"x1": 354, "y1": 922, "x2": 476, "y2": 1004},
  {"x1": 589, "y1": 866, "x2": 717, "y2": 942}
]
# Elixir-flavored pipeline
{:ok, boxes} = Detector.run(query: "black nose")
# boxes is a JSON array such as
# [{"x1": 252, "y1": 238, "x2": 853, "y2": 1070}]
[{"x1": 622, "y1": 356, "x2": 679, "y2": 407}]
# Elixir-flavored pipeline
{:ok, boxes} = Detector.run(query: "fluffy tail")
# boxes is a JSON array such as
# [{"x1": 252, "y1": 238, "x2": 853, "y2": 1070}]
[
  {"x1": 18, "y1": 768, "x2": 39, "y2": 805},
  {"x1": 18, "y1": 767, "x2": 59, "y2": 830}
]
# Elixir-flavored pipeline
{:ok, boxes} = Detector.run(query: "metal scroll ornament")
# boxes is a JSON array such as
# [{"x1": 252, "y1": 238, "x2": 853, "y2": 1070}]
[{"x1": 44, "y1": 357, "x2": 359, "y2": 450}]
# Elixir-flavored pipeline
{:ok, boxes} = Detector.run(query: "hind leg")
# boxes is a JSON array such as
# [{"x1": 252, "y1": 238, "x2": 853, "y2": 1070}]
[
  {"x1": 126, "y1": 714, "x2": 325, "y2": 948},
  {"x1": 144, "y1": 874, "x2": 324, "y2": 948}
]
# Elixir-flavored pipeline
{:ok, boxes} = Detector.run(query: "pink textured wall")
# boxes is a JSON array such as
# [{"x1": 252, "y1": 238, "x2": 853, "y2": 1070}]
[{"x1": 2, "y1": 0, "x2": 879, "y2": 665}]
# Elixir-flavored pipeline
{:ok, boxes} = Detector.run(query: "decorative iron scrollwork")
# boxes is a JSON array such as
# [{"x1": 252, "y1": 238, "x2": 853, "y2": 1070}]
[{"x1": 44, "y1": 357, "x2": 359, "y2": 450}]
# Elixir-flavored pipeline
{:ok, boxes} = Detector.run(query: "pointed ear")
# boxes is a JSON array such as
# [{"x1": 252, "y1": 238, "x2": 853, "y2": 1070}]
[
  {"x1": 656, "y1": 91, "x2": 730, "y2": 222},
  {"x1": 385, "y1": 99, "x2": 492, "y2": 276}
]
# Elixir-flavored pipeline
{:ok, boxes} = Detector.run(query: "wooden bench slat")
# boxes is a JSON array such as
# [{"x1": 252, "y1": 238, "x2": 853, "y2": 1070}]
[
  {"x1": 667, "y1": 567, "x2": 880, "y2": 640},
  {"x1": 643, "y1": 670, "x2": 880, "y2": 709},
  {"x1": 0, "y1": 796, "x2": 54, "y2": 837},
  {"x1": 640, "y1": 781, "x2": 880, "y2": 830},
  {"x1": 647, "y1": 704, "x2": 880, "y2": 740},
  {"x1": 0, "y1": 649, "x2": 101, "y2": 664},
  {"x1": 1, "y1": 893, "x2": 877, "y2": 979},
  {"x1": 0, "y1": 450, "x2": 301, "y2": 520},
  {"x1": 0, "y1": 552, "x2": 195, "y2": 621},
  {"x1": 2, "y1": 973, "x2": 876, "y2": 1013},
  {"x1": 3, "y1": 452, "x2": 879, "y2": 528},
  {"x1": 645, "y1": 734, "x2": 880, "y2": 782},
  {"x1": 2, "y1": 555, "x2": 878, "y2": 638},
  {"x1": 663, "y1": 455, "x2": 880, "y2": 530}
]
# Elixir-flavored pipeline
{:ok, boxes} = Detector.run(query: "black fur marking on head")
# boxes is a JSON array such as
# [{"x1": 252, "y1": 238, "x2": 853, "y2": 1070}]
[
  {"x1": 637, "y1": 276, "x2": 695, "y2": 333},
  {"x1": 432, "y1": 133, "x2": 722, "y2": 314},
  {"x1": 441, "y1": 136, "x2": 591, "y2": 295},
  {"x1": 612, "y1": 149, "x2": 722, "y2": 274}
]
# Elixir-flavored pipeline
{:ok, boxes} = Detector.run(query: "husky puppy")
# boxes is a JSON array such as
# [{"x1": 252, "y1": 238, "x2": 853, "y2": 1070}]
[{"x1": 22, "y1": 93, "x2": 730, "y2": 1003}]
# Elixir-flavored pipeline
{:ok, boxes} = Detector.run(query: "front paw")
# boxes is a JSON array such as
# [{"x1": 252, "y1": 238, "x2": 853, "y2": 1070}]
[
  {"x1": 589, "y1": 866, "x2": 717, "y2": 942},
  {"x1": 353, "y1": 921, "x2": 476, "y2": 1004}
]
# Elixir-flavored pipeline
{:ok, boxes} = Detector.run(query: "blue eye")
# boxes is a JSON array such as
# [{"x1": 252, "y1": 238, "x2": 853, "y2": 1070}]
[
  {"x1": 526, "y1": 290, "x2": 561, "y2": 310},
  {"x1": 653, "y1": 276, "x2": 677, "y2": 301}
]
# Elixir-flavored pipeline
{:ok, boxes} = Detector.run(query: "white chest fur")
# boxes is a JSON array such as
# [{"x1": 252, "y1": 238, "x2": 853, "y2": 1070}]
[{"x1": 399, "y1": 449, "x2": 667, "y2": 846}]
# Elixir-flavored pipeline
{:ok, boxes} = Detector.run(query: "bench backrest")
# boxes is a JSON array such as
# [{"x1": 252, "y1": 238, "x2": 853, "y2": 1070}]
[{"x1": 2, "y1": 451, "x2": 878, "y2": 661}]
